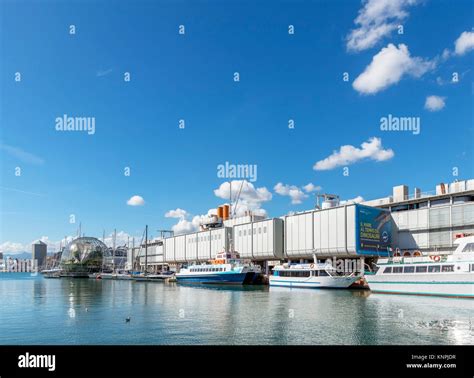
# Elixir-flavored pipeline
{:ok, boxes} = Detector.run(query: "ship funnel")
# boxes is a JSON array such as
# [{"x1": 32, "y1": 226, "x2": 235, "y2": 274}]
[
  {"x1": 223, "y1": 204, "x2": 230, "y2": 220},
  {"x1": 217, "y1": 206, "x2": 224, "y2": 219}
]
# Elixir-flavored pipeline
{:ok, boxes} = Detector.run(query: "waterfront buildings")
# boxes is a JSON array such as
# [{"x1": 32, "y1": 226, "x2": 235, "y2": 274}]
[
  {"x1": 128, "y1": 179, "x2": 474, "y2": 270},
  {"x1": 363, "y1": 179, "x2": 474, "y2": 254}
]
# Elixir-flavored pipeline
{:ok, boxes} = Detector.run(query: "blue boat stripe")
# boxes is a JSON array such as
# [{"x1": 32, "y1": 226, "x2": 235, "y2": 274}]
[
  {"x1": 371, "y1": 290, "x2": 474, "y2": 297},
  {"x1": 368, "y1": 281, "x2": 474, "y2": 284}
]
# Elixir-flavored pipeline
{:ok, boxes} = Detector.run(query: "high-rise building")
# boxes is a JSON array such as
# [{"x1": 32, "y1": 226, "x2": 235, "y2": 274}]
[{"x1": 32, "y1": 240, "x2": 47, "y2": 268}]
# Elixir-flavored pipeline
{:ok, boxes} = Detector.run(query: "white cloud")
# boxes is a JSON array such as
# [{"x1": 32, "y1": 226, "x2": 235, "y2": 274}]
[
  {"x1": 340, "y1": 196, "x2": 365, "y2": 205},
  {"x1": 274, "y1": 183, "x2": 308, "y2": 205},
  {"x1": 96, "y1": 68, "x2": 113, "y2": 77},
  {"x1": 165, "y1": 208, "x2": 189, "y2": 219},
  {"x1": 0, "y1": 143, "x2": 45, "y2": 165},
  {"x1": 313, "y1": 137, "x2": 394, "y2": 171},
  {"x1": 353, "y1": 43, "x2": 435, "y2": 94},
  {"x1": 166, "y1": 180, "x2": 272, "y2": 234},
  {"x1": 454, "y1": 31, "x2": 474, "y2": 56},
  {"x1": 103, "y1": 231, "x2": 140, "y2": 247},
  {"x1": 170, "y1": 216, "x2": 202, "y2": 235},
  {"x1": 167, "y1": 209, "x2": 220, "y2": 235},
  {"x1": 214, "y1": 180, "x2": 272, "y2": 217},
  {"x1": 0, "y1": 235, "x2": 76, "y2": 255},
  {"x1": 424, "y1": 95, "x2": 446, "y2": 111},
  {"x1": 0, "y1": 231, "x2": 145, "y2": 255},
  {"x1": 126, "y1": 195, "x2": 145, "y2": 206},
  {"x1": 302, "y1": 183, "x2": 322, "y2": 193},
  {"x1": 346, "y1": 0, "x2": 420, "y2": 52},
  {"x1": 441, "y1": 48, "x2": 451, "y2": 61},
  {"x1": 0, "y1": 241, "x2": 27, "y2": 254}
]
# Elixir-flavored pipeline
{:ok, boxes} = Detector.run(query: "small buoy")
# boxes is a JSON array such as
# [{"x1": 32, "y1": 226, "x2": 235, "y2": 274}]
[
  {"x1": 125, "y1": 317, "x2": 131, "y2": 323},
  {"x1": 85, "y1": 307, "x2": 88, "y2": 312}
]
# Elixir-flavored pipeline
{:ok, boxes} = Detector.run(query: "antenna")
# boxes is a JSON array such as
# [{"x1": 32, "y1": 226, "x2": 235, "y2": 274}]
[
  {"x1": 233, "y1": 180, "x2": 245, "y2": 217},
  {"x1": 229, "y1": 180, "x2": 232, "y2": 220}
]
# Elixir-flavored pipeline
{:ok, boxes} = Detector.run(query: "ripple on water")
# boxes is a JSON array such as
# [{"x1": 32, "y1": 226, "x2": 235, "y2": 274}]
[{"x1": 0, "y1": 274, "x2": 472, "y2": 345}]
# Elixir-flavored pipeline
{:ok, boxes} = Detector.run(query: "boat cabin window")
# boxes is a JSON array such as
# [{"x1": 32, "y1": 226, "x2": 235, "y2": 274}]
[
  {"x1": 441, "y1": 265, "x2": 454, "y2": 272},
  {"x1": 319, "y1": 270, "x2": 329, "y2": 276},
  {"x1": 471, "y1": 264, "x2": 474, "y2": 272},
  {"x1": 383, "y1": 267, "x2": 392, "y2": 274},
  {"x1": 392, "y1": 267, "x2": 403, "y2": 273},
  {"x1": 415, "y1": 266, "x2": 427, "y2": 273},
  {"x1": 403, "y1": 266, "x2": 415, "y2": 273},
  {"x1": 462, "y1": 243, "x2": 474, "y2": 253},
  {"x1": 279, "y1": 271, "x2": 311, "y2": 278},
  {"x1": 428, "y1": 265, "x2": 440, "y2": 273}
]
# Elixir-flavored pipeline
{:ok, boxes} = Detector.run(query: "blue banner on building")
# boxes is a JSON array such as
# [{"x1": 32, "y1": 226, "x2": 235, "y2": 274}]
[{"x1": 357, "y1": 205, "x2": 392, "y2": 255}]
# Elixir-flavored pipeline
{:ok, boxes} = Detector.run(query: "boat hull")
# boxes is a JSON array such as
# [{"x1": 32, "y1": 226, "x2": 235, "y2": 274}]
[
  {"x1": 133, "y1": 274, "x2": 174, "y2": 282},
  {"x1": 269, "y1": 276, "x2": 358, "y2": 289},
  {"x1": 366, "y1": 273, "x2": 474, "y2": 298},
  {"x1": 176, "y1": 272, "x2": 254, "y2": 285}
]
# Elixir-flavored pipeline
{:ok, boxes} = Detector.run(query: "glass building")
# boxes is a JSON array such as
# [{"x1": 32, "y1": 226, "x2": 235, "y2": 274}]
[{"x1": 61, "y1": 237, "x2": 110, "y2": 275}]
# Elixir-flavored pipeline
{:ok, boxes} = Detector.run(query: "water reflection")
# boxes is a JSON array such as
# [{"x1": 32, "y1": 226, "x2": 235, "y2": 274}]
[{"x1": 0, "y1": 274, "x2": 472, "y2": 345}]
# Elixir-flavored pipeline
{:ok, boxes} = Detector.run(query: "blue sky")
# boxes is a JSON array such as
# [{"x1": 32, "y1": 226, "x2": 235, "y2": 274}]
[{"x1": 1, "y1": 0, "x2": 473, "y2": 253}]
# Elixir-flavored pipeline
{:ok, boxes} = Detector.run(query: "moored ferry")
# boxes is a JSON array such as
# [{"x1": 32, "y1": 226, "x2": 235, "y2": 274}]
[
  {"x1": 175, "y1": 251, "x2": 261, "y2": 285},
  {"x1": 365, "y1": 235, "x2": 474, "y2": 298},
  {"x1": 270, "y1": 261, "x2": 361, "y2": 289}
]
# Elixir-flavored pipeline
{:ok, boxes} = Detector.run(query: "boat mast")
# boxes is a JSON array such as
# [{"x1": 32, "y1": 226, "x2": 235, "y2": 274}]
[
  {"x1": 145, "y1": 225, "x2": 148, "y2": 274},
  {"x1": 113, "y1": 228, "x2": 116, "y2": 273},
  {"x1": 230, "y1": 181, "x2": 233, "y2": 220}
]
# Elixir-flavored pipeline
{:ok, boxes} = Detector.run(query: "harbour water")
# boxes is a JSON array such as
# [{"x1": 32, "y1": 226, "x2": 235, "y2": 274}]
[{"x1": 0, "y1": 273, "x2": 472, "y2": 345}]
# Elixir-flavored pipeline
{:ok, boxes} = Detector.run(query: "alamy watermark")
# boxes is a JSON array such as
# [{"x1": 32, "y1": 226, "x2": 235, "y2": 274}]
[
  {"x1": 55, "y1": 114, "x2": 95, "y2": 135},
  {"x1": 323, "y1": 257, "x2": 363, "y2": 273},
  {"x1": 217, "y1": 161, "x2": 257, "y2": 182},
  {"x1": 380, "y1": 114, "x2": 420, "y2": 135}
]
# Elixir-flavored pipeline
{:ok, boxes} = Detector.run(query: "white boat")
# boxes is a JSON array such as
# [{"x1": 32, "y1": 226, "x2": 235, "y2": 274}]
[
  {"x1": 41, "y1": 268, "x2": 62, "y2": 278},
  {"x1": 365, "y1": 235, "x2": 474, "y2": 298},
  {"x1": 92, "y1": 270, "x2": 134, "y2": 280},
  {"x1": 176, "y1": 251, "x2": 261, "y2": 285},
  {"x1": 133, "y1": 271, "x2": 175, "y2": 282},
  {"x1": 269, "y1": 261, "x2": 360, "y2": 289}
]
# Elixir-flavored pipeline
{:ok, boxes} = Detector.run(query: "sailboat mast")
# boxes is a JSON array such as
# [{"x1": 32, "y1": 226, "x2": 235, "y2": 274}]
[
  {"x1": 145, "y1": 225, "x2": 148, "y2": 274},
  {"x1": 112, "y1": 229, "x2": 116, "y2": 272}
]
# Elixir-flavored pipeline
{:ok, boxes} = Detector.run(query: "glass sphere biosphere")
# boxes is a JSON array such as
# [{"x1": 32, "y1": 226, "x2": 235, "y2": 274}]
[{"x1": 61, "y1": 237, "x2": 110, "y2": 273}]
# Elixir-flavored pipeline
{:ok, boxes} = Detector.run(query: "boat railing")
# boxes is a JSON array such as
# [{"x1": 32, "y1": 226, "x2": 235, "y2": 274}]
[{"x1": 384, "y1": 254, "x2": 450, "y2": 265}]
